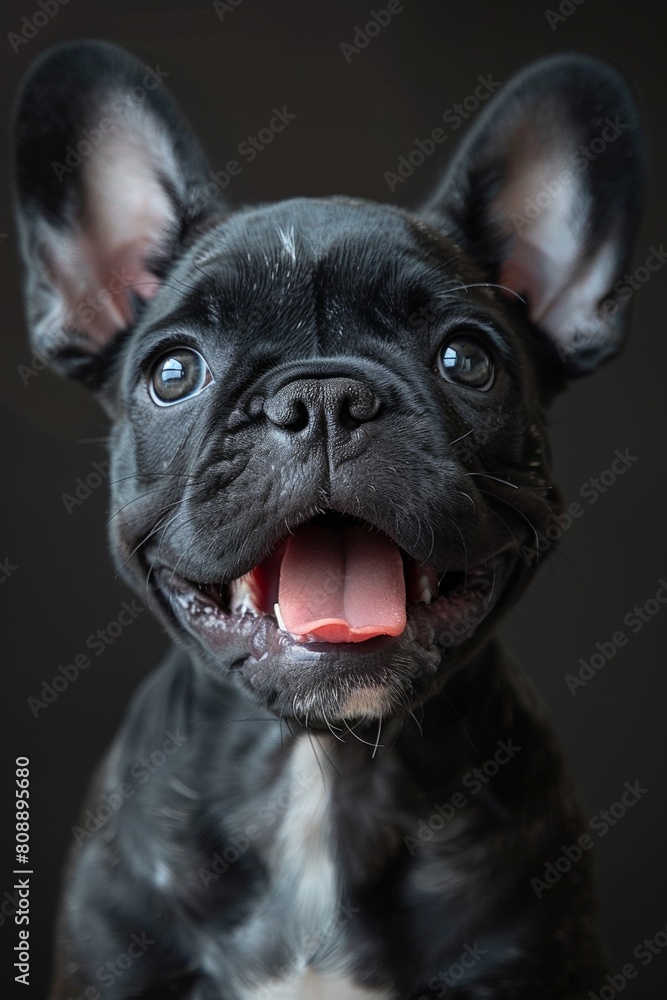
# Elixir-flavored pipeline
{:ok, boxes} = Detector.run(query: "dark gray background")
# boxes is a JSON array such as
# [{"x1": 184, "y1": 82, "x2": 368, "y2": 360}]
[{"x1": 1, "y1": 0, "x2": 665, "y2": 996}]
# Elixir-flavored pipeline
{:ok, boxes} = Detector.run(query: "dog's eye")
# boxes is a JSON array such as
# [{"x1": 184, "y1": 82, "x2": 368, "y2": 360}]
[
  {"x1": 149, "y1": 349, "x2": 213, "y2": 406},
  {"x1": 437, "y1": 335, "x2": 494, "y2": 390}
]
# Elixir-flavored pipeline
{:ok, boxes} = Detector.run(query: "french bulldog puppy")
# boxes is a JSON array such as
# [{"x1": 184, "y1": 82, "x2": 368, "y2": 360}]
[{"x1": 13, "y1": 41, "x2": 644, "y2": 1000}]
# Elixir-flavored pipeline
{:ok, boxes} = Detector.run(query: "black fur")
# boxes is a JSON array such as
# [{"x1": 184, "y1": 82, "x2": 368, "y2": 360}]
[{"x1": 13, "y1": 41, "x2": 644, "y2": 999}]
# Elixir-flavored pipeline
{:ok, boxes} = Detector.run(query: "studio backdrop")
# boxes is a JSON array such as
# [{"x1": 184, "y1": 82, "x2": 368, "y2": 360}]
[{"x1": 0, "y1": 1, "x2": 665, "y2": 997}]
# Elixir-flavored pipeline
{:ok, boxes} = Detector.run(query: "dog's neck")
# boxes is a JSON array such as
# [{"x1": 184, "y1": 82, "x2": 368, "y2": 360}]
[
  {"x1": 135, "y1": 638, "x2": 544, "y2": 993},
  {"x1": 185, "y1": 637, "x2": 529, "y2": 820}
]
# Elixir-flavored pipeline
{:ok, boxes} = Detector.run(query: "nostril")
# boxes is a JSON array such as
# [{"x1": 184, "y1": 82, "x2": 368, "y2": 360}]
[
  {"x1": 339, "y1": 385, "x2": 381, "y2": 428},
  {"x1": 283, "y1": 400, "x2": 309, "y2": 432},
  {"x1": 264, "y1": 395, "x2": 310, "y2": 431},
  {"x1": 338, "y1": 402, "x2": 360, "y2": 430}
]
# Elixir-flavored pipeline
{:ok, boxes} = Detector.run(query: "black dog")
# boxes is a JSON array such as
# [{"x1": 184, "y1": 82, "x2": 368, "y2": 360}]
[{"x1": 14, "y1": 41, "x2": 644, "y2": 999}]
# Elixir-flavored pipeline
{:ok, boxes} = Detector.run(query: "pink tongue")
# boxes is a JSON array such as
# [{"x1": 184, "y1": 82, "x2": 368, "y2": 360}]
[{"x1": 278, "y1": 523, "x2": 407, "y2": 643}]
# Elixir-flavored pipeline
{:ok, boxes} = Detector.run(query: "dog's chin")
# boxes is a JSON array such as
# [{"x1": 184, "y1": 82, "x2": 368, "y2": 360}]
[{"x1": 146, "y1": 515, "x2": 518, "y2": 726}]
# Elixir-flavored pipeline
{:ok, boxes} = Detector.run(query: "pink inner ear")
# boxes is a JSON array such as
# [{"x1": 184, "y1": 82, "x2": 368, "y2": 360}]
[
  {"x1": 51, "y1": 235, "x2": 165, "y2": 346},
  {"x1": 497, "y1": 260, "x2": 526, "y2": 299},
  {"x1": 47, "y1": 113, "x2": 179, "y2": 347},
  {"x1": 103, "y1": 238, "x2": 163, "y2": 324}
]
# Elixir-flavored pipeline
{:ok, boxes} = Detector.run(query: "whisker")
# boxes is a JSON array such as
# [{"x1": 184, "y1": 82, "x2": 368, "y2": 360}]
[
  {"x1": 119, "y1": 507, "x2": 184, "y2": 571},
  {"x1": 107, "y1": 472, "x2": 201, "y2": 488},
  {"x1": 372, "y1": 715, "x2": 384, "y2": 758},
  {"x1": 306, "y1": 726, "x2": 327, "y2": 788},
  {"x1": 341, "y1": 719, "x2": 381, "y2": 749},
  {"x1": 170, "y1": 523, "x2": 209, "y2": 588},
  {"x1": 462, "y1": 472, "x2": 518, "y2": 490},
  {"x1": 321, "y1": 709, "x2": 345, "y2": 742},
  {"x1": 402, "y1": 693, "x2": 424, "y2": 738},
  {"x1": 448, "y1": 281, "x2": 526, "y2": 304},
  {"x1": 458, "y1": 490, "x2": 476, "y2": 513},
  {"x1": 312, "y1": 727, "x2": 341, "y2": 779},
  {"x1": 484, "y1": 506, "x2": 522, "y2": 559},
  {"x1": 476, "y1": 488, "x2": 540, "y2": 560},
  {"x1": 122, "y1": 278, "x2": 199, "y2": 296},
  {"x1": 107, "y1": 486, "x2": 184, "y2": 524},
  {"x1": 448, "y1": 427, "x2": 475, "y2": 447},
  {"x1": 439, "y1": 690, "x2": 481, "y2": 757}
]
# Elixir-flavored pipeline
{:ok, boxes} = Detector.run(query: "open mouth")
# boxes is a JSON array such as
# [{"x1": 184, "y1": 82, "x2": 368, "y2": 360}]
[{"x1": 154, "y1": 512, "x2": 513, "y2": 659}]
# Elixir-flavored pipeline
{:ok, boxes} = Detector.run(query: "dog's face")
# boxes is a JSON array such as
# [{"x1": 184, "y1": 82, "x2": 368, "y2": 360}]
[
  {"x1": 108, "y1": 197, "x2": 554, "y2": 724},
  {"x1": 13, "y1": 43, "x2": 643, "y2": 726}
]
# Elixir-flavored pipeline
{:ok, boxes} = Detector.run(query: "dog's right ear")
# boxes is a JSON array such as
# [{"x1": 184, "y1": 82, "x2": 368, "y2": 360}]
[
  {"x1": 422, "y1": 54, "x2": 645, "y2": 379},
  {"x1": 13, "y1": 40, "x2": 222, "y2": 386}
]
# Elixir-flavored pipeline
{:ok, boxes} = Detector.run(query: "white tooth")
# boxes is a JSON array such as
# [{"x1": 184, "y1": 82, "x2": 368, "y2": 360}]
[
  {"x1": 229, "y1": 577, "x2": 258, "y2": 615},
  {"x1": 274, "y1": 603, "x2": 302, "y2": 640},
  {"x1": 274, "y1": 602, "x2": 288, "y2": 631},
  {"x1": 417, "y1": 574, "x2": 435, "y2": 605}
]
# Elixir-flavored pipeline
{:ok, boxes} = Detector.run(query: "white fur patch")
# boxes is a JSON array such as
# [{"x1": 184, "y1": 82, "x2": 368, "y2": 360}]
[
  {"x1": 277, "y1": 225, "x2": 297, "y2": 263},
  {"x1": 339, "y1": 686, "x2": 391, "y2": 722},
  {"x1": 248, "y1": 968, "x2": 392, "y2": 1000},
  {"x1": 233, "y1": 738, "x2": 394, "y2": 1000},
  {"x1": 271, "y1": 737, "x2": 338, "y2": 944}
]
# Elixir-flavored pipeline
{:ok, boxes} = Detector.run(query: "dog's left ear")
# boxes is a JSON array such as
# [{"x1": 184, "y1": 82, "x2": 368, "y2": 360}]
[
  {"x1": 424, "y1": 54, "x2": 645, "y2": 376},
  {"x1": 13, "y1": 40, "x2": 222, "y2": 385}
]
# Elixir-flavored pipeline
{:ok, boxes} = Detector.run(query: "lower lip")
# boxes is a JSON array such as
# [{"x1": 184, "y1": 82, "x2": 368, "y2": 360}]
[
  {"x1": 157, "y1": 560, "x2": 511, "y2": 663},
  {"x1": 150, "y1": 560, "x2": 516, "y2": 723}
]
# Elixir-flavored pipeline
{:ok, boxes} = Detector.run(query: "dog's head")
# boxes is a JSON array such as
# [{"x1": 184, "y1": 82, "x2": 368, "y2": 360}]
[{"x1": 13, "y1": 42, "x2": 643, "y2": 726}]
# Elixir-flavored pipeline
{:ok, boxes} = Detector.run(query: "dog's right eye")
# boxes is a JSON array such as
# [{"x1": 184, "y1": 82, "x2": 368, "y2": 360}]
[
  {"x1": 148, "y1": 348, "x2": 213, "y2": 406},
  {"x1": 436, "y1": 334, "x2": 494, "y2": 390}
]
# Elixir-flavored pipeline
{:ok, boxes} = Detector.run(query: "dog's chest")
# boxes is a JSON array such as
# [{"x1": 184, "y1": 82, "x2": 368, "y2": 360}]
[
  {"x1": 216, "y1": 740, "x2": 393, "y2": 1000},
  {"x1": 239, "y1": 969, "x2": 390, "y2": 1000}
]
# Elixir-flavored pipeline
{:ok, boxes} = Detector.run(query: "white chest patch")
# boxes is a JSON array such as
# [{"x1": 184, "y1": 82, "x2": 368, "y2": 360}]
[
  {"x1": 231, "y1": 739, "x2": 394, "y2": 1000},
  {"x1": 248, "y1": 967, "x2": 393, "y2": 1000},
  {"x1": 271, "y1": 737, "x2": 338, "y2": 941}
]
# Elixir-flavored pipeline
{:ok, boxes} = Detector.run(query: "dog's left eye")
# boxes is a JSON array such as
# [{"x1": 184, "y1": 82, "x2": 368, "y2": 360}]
[
  {"x1": 148, "y1": 349, "x2": 213, "y2": 406},
  {"x1": 437, "y1": 335, "x2": 494, "y2": 390}
]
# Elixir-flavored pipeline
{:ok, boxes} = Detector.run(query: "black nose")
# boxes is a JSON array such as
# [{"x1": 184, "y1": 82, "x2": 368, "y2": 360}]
[{"x1": 264, "y1": 377, "x2": 381, "y2": 432}]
